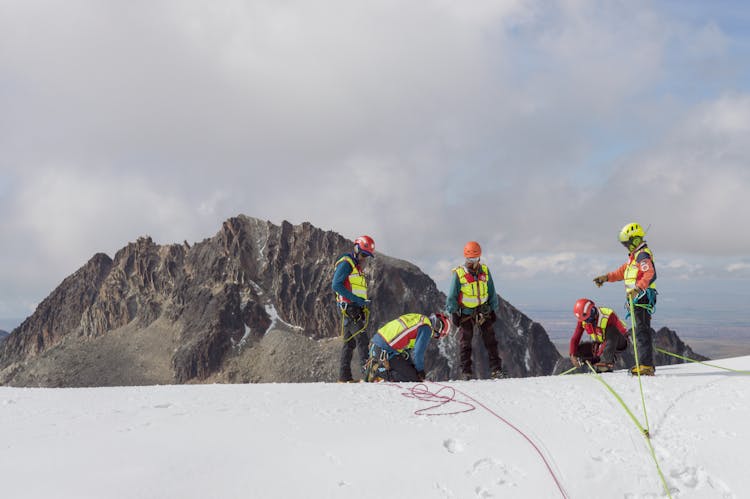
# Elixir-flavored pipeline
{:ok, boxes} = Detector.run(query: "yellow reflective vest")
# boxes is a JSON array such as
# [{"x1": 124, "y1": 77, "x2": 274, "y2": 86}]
[
  {"x1": 376, "y1": 313, "x2": 431, "y2": 351},
  {"x1": 582, "y1": 307, "x2": 617, "y2": 343},
  {"x1": 624, "y1": 246, "x2": 657, "y2": 291},
  {"x1": 334, "y1": 255, "x2": 368, "y2": 304},
  {"x1": 454, "y1": 264, "x2": 490, "y2": 308}
]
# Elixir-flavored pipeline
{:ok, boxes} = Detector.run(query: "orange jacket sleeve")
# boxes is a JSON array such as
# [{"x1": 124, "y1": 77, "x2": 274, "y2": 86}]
[{"x1": 606, "y1": 262, "x2": 628, "y2": 282}]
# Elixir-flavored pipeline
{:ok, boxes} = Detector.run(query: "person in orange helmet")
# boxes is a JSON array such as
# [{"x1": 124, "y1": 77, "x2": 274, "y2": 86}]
[
  {"x1": 569, "y1": 298, "x2": 629, "y2": 373},
  {"x1": 445, "y1": 241, "x2": 504, "y2": 380},
  {"x1": 332, "y1": 235, "x2": 375, "y2": 382}
]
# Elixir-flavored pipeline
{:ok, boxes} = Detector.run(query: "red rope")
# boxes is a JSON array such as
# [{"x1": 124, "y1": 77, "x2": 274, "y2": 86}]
[
  {"x1": 428, "y1": 381, "x2": 570, "y2": 499},
  {"x1": 378, "y1": 381, "x2": 568, "y2": 497},
  {"x1": 397, "y1": 382, "x2": 476, "y2": 416}
]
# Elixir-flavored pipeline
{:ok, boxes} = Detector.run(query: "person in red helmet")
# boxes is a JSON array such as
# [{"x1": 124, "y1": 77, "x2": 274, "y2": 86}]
[
  {"x1": 365, "y1": 312, "x2": 450, "y2": 382},
  {"x1": 445, "y1": 241, "x2": 504, "y2": 380},
  {"x1": 569, "y1": 298, "x2": 629, "y2": 373},
  {"x1": 332, "y1": 235, "x2": 375, "y2": 382}
]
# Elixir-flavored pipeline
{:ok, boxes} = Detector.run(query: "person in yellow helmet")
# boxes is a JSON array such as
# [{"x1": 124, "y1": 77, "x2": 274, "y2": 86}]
[
  {"x1": 445, "y1": 241, "x2": 504, "y2": 380},
  {"x1": 593, "y1": 223, "x2": 657, "y2": 376}
]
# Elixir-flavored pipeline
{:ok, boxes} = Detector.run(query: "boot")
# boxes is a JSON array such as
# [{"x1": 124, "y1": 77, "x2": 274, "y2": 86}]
[
  {"x1": 629, "y1": 365, "x2": 655, "y2": 376},
  {"x1": 594, "y1": 362, "x2": 614, "y2": 373},
  {"x1": 490, "y1": 368, "x2": 506, "y2": 379},
  {"x1": 460, "y1": 371, "x2": 473, "y2": 381}
]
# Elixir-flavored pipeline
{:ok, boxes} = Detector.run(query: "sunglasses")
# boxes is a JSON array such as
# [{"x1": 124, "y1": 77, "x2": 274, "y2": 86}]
[{"x1": 465, "y1": 257, "x2": 480, "y2": 264}]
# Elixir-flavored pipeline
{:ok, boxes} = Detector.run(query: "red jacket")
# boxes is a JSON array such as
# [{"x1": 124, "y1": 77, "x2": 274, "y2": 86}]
[{"x1": 569, "y1": 310, "x2": 629, "y2": 357}]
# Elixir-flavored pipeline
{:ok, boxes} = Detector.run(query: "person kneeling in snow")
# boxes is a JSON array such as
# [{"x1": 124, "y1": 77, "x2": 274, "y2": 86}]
[
  {"x1": 365, "y1": 313, "x2": 450, "y2": 382},
  {"x1": 569, "y1": 298, "x2": 629, "y2": 373}
]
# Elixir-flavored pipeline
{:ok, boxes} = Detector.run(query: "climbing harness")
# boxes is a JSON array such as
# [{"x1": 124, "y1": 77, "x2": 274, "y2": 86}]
[
  {"x1": 364, "y1": 345, "x2": 391, "y2": 382},
  {"x1": 339, "y1": 303, "x2": 370, "y2": 343}
]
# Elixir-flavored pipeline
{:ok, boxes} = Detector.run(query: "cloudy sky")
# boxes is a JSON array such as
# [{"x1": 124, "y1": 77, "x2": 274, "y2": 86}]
[{"x1": 1, "y1": 1, "x2": 749, "y2": 328}]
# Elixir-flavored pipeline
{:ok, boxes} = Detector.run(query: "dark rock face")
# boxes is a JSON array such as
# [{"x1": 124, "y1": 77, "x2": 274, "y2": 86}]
[
  {"x1": 654, "y1": 326, "x2": 709, "y2": 364},
  {"x1": 0, "y1": 215, "x2": 600, "y2": 385},
  {"x1": 0, "y1": 330, "x2": 8, "y2": 344}
]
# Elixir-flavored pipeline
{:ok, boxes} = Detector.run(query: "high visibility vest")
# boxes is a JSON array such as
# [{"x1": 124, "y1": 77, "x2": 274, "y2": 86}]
[
  {"x1": 624, "y1": 246, "x2": 657, "y2": 291},
  {"x1": 582, "y1": 307, "x2": 618, "y2": 343},
  {"x1": 376, "y1": 313, "x2": 431, "y2": 351},
  {"x1": 334, "y1": 255, "x2": 368, "y2": 304},
  {"x1": 454, "y1": 264, "x2": 490, "y2": 308}
]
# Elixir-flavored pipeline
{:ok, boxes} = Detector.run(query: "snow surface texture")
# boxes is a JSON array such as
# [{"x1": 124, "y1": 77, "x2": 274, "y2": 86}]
[{"x1": 1, "y1": 357, "x2": 748, "y2": 498}]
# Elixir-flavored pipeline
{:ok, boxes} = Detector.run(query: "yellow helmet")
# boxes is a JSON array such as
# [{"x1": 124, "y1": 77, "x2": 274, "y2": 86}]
[{"x1": 618, "y1": 222, "x2": 645, "y2": 252}]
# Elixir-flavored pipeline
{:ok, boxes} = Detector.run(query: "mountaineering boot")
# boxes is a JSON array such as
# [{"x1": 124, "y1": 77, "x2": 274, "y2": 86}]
[
  {"x1": 629, "y1": 365, "x2": 655, "y2": 376},
  {"x1": 460, "y1": 372, "x2": 473, "y2": 381},
  {"x1": 594, "y1": 362, "x2": 614, "y2": 373},
  {"x1": 490, "y1": 368, "x2": 506, "y2": 379}
]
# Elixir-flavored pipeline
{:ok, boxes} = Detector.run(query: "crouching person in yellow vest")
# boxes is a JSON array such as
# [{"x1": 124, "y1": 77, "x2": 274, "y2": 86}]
[
  {"x1": 365, "y1": 313, "x2": 450, "y2": 382},
  {"x1": 569, "y1": 298, "x2": 629, "y2": 373}
]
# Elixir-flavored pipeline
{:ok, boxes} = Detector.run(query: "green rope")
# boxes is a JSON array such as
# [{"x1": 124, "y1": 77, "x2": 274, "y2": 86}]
[
  {"x1": 655, "y1": 347, "x2": 750, "y2": 374},
  {"x1": 584, "y1": 362, "x2": 672, "y2": 498},
  {"x1": 585, "y1": 362, "x2": 648, "y2": 436},
  {"x1": 629, "y1": 295, "x2": 651, "y2": 434},
  {"x1": 341, "y1": 306, "x2": 370, "y2": 343},
  {"x1": 559, "y1": 365, "x2": 579, "y2": 376}
]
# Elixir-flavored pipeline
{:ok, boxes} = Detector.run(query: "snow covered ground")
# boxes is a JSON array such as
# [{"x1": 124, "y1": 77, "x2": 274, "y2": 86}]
[{"x1": 1, "y1": 357, "x2": 748, "y2": 499}]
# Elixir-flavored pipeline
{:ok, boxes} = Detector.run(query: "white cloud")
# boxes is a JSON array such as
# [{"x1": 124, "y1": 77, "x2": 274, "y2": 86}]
[
  {"x1": 1, "y1": 1, "x2": 750, "y2": 318},
  {"x1": 727, "y1": 262, "x2": 750, "y2": 273}
]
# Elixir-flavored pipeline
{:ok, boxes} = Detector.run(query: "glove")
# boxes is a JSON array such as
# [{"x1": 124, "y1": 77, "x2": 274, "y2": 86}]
[
  {"x1": 593, "y1": 274, "x2": 608, "y2": 287},
  {"x1": 570, "y1": 355, "x2": 581, "y2": 368},
  {"x1": 416, "y1": 370, "x2": 426, "y2": 382},
  {"x1": 626, "y1": 287, "x2": 641, "y2": 300},
  {"x1": 352, "y1": 297, "x2": 367, "y2": 307}
]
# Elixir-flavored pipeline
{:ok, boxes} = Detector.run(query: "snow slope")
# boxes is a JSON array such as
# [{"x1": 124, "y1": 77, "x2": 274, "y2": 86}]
[{"x1": 1, "y1": 357, "x2": 748, "y2": 499}]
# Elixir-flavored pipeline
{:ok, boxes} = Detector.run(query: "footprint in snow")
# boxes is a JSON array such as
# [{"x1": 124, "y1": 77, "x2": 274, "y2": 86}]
[{"x1": 443, "y1": 438, "x2": 465, "y2": 454}]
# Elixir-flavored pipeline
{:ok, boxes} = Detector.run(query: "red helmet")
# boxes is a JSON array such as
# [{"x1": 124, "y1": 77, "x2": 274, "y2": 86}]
[
  {"x1": 354, "y1": 235, "x2": 375, "y2": 257},
  {"x1": 573, "y1": 298, "x2": 596, "y2": 322},
  {"x1": 429, "y1": 312, "x2": 451, "y2": 339},
  {"x1": 463, "y1": 241, "x2": 482, "y2": 258}
]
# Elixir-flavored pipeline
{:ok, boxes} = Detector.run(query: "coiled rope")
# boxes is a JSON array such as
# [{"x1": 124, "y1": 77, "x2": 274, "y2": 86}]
[{"x1": 390, "y1": 381, "x2": 570, "y2": 499}]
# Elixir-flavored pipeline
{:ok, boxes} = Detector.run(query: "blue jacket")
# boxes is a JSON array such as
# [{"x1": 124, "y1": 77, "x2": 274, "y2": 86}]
[
  {"x1": 331, "y1": 253, "x2": 366, "y2": 306},
  {"x1": 445, "y1": 265, "x2": 499, "y2": 314},
  {"x1": 371, "y1": 324, "x2": 432, "y2": 372}
]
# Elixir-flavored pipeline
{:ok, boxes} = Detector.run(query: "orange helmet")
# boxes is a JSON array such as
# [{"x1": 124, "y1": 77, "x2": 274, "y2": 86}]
[
  {"x1": 354, "y1": 235, "x2": 375, "y2": 257},
  {"x1": 429, "y1": 312, "x2": 451, "y2": 339},
  {"x1": 573, "y1": 298, "x2": 597, "y2": 323},
  {"x1": 463, "y1": 241, "x2": 482, "y2": 258}
]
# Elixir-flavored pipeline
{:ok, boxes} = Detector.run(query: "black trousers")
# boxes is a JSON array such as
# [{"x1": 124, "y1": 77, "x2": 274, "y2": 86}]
[
  {"x1": 455, "y1": 311, "x2": 502, "y2": 374},
  {"x1": 633, "y1": 301, "x2": 654, "y2": 366},
  {"x1": 387, "y1": 355, "x2": 420, "y2": 382},
  {"x1": 339, "y1": 304, "x2": 369, "y2": 380},
  {"x1": 576, "y1": 333, "x2": 627, "y2": 365}
]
